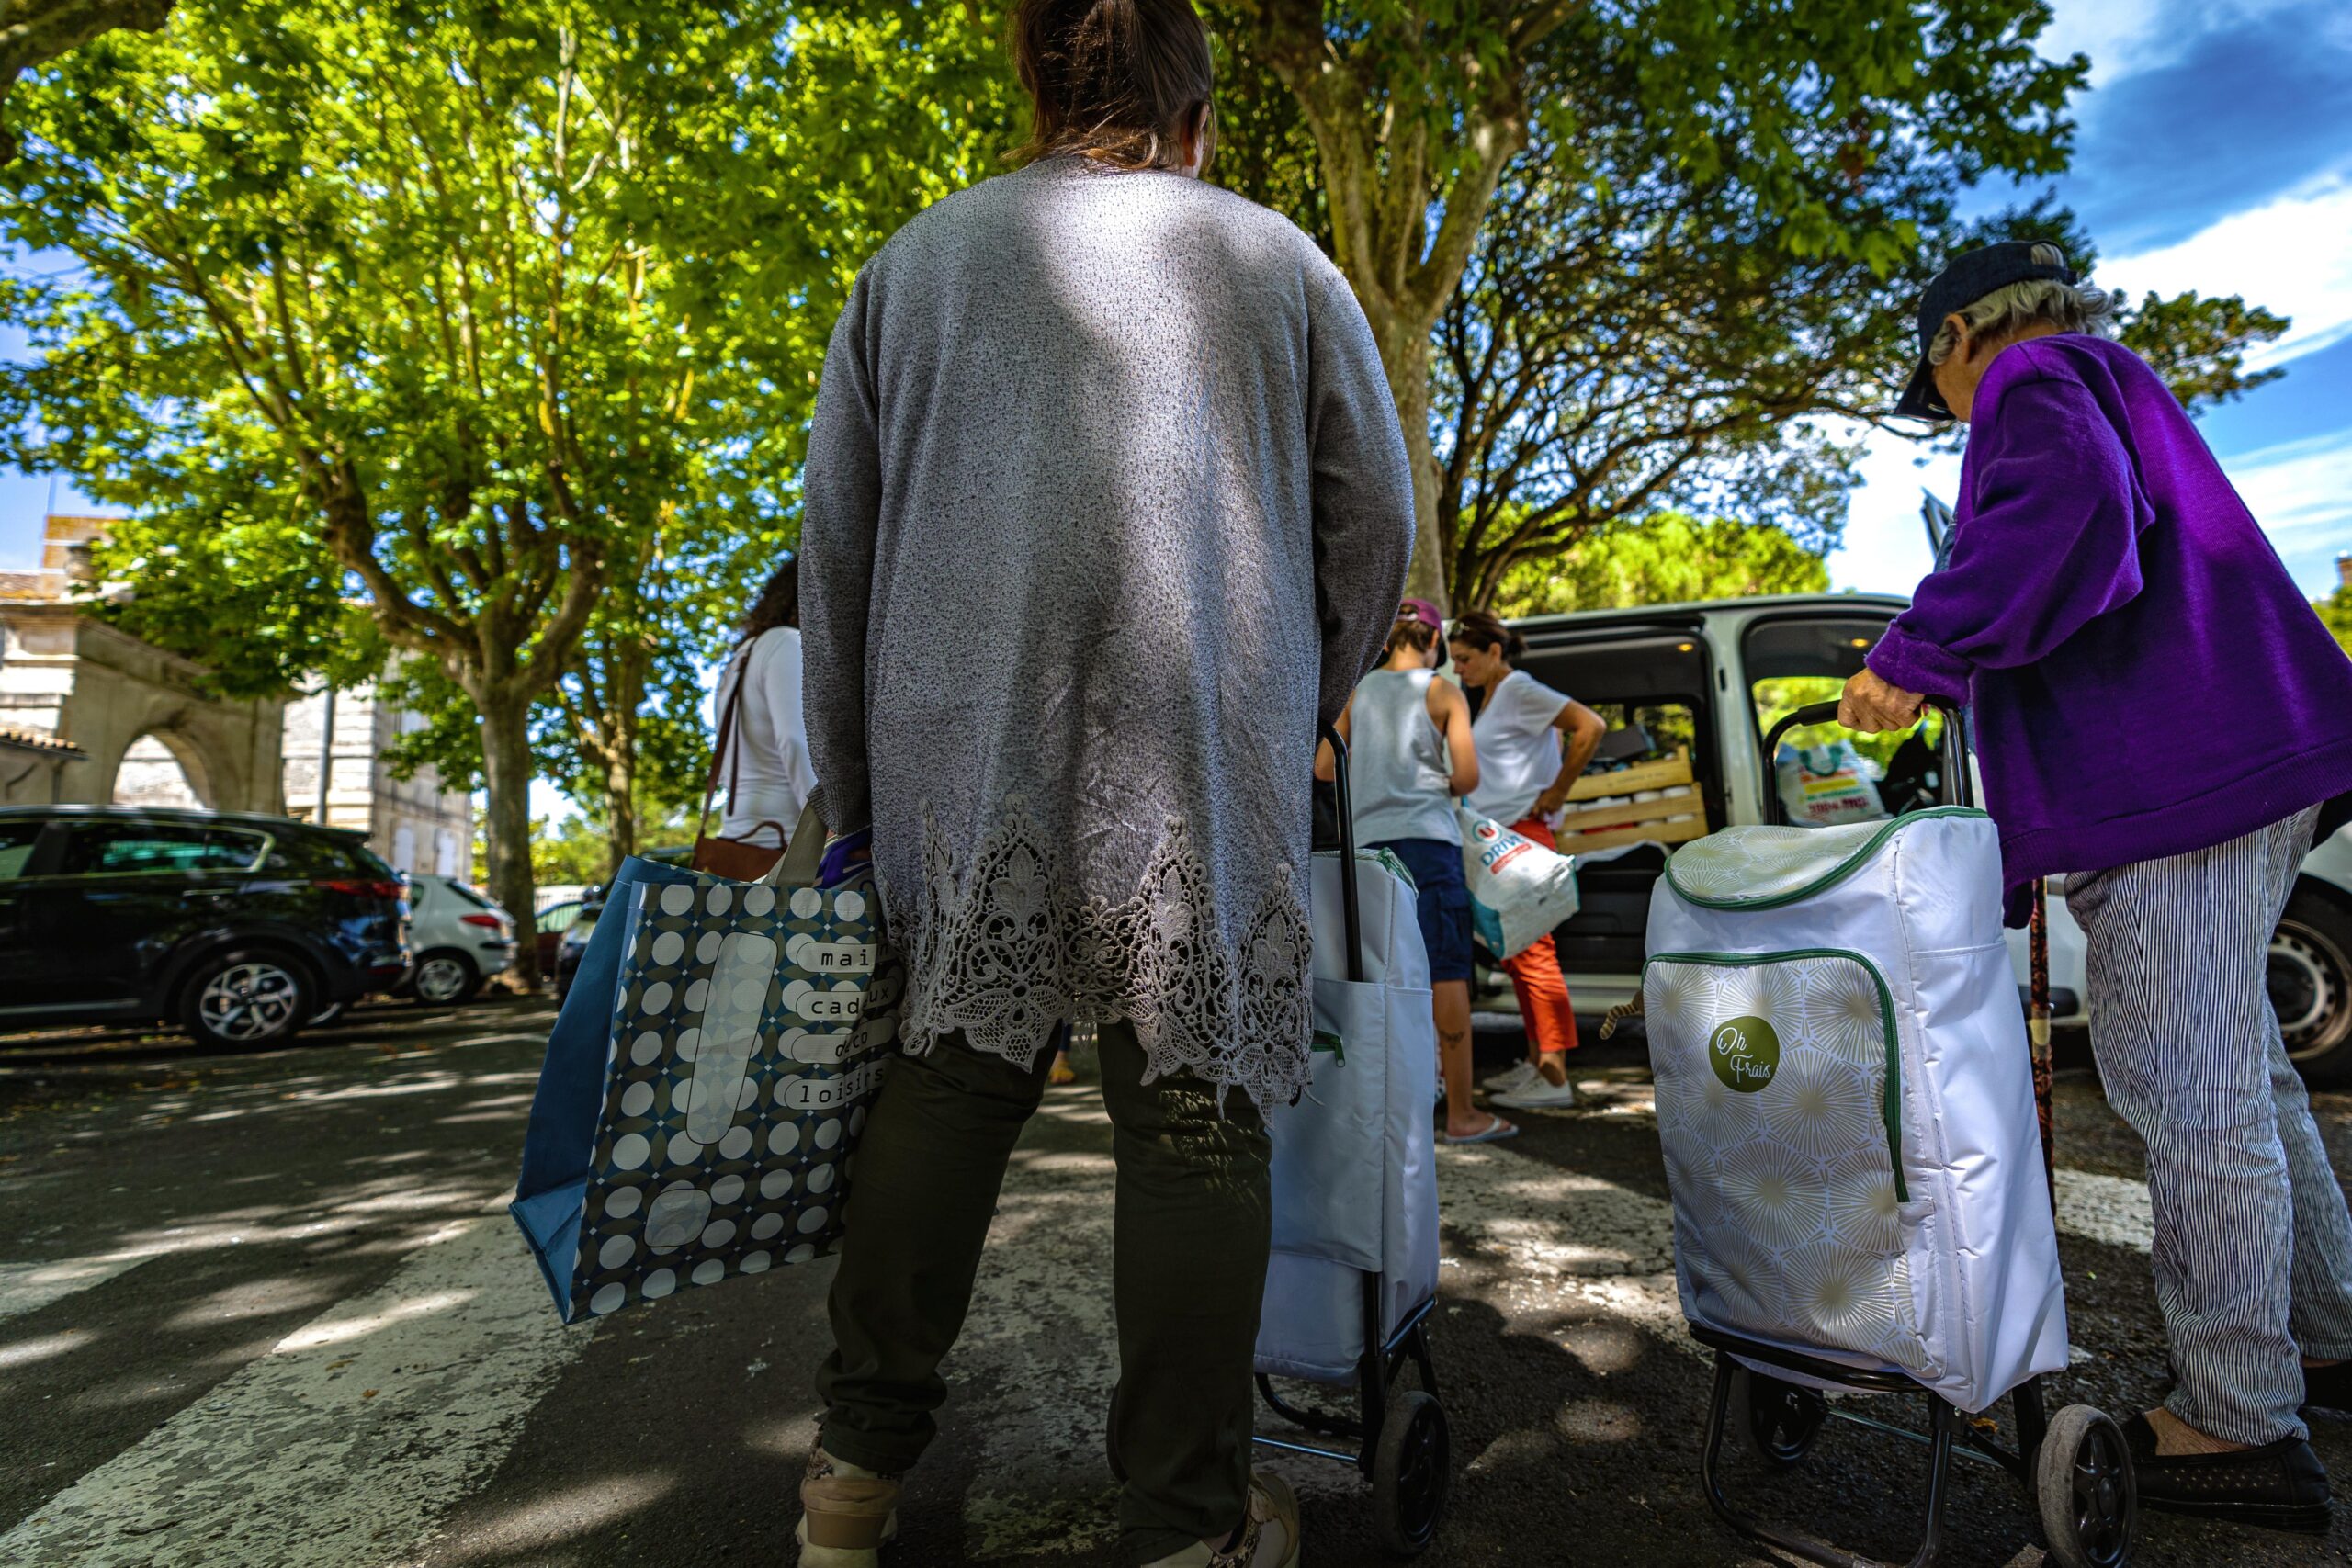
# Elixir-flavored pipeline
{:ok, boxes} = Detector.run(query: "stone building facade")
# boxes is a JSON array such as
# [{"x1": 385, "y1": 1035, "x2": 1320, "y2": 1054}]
[
  {"x1": 0, "y1": 517, "x2": 285, "y2": 813},
  {"x1": 1, "y1": 515, "x2": 471, "y2": 875},
  {"x1": 279, "y1": 682, "x2": 472, "y2": 876}
]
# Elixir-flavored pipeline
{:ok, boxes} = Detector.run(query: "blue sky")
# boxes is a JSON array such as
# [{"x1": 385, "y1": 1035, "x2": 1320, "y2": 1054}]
[
  {"x1": 1835, "y1": 0, "x2": 2352, "y2": 600},
  {"x1": 6, "y1": 0, "x2": 2351, "y2": 607}
]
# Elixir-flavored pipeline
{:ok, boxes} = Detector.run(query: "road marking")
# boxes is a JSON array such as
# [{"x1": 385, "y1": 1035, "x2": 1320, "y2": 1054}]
[{"x1": 0, "y1": 1213, "x2": 593, "y2": 1568}]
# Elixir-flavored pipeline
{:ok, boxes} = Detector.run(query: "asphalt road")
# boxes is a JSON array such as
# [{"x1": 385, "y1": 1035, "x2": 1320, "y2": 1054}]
[{"x1": 5, "y1": 998, "x2": 2352, "y2": 1567}]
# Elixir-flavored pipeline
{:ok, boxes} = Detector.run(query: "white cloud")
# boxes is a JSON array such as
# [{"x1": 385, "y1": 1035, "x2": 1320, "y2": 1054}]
[
  {"x1": 2221, "y1": 429, "x2": 2352, "y2": 591},
  {"x1": 1828, "y1": 422, "x2": 1959, "y2": 596},
  {"x1": 2096, "y1": 170, "x2": 2352, "y2": 367}
]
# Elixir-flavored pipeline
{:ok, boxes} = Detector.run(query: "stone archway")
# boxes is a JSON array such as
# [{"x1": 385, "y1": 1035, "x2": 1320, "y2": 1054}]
[
  {"x1": 0, "y1": 601, "x2": 285, "y2": 815},
  {"x1": 110, "y1": 729, "x2": 212, "y2": 809}
]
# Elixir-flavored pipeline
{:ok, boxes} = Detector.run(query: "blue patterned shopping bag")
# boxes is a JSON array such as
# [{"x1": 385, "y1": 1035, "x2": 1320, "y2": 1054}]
[{"x1": 511, "y1": 811, "x2": 899, "y2": 1322}]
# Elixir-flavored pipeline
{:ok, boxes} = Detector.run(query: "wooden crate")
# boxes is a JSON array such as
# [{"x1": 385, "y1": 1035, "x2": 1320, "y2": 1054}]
[
  {"x1": 1566, "y1": 747, "x2": 1693, "y2": 802},
  {"x1": 1556, "y1": 744, "x2": 1707, "y2": 851},
  {"x1": 1558, "y1": 814, "x2": 1710, "y2": 853}
]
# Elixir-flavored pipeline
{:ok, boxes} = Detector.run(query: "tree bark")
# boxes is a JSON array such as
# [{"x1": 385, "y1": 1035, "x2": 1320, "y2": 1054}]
[
  {"x1": 1216, "y1": 3, "x2": 1552, "y2": 614},
  {"x1": 0, "y1": 0, "x2": 175, "y2": 160},
  {"x1": 597, "y1": 642, "x2": 646, "y2": 878},
  {"x1": 476, "y1": 684, "x2": 540, "y2": 987},
  {"x1": 1383, "y1": 333, "x2": 1448, "y2": 605}
]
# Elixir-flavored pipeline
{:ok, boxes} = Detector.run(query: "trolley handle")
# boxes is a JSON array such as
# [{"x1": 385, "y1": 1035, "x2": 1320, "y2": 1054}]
[
  {"x1": 1323, "y1": 722, "x2": 1366, "y2": 986},
  {"x1": 1761, "y1": 697, "x2": 1975, "y2": 820}
]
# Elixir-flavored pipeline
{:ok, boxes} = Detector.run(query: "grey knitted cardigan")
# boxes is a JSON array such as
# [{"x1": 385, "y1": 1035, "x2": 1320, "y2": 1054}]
[{"x1": 799, "y1": 157, "x2": 1414, "y2": 1111}]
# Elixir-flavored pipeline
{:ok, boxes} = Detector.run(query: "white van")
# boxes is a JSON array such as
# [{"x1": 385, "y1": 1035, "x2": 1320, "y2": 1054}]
[{"x1": 1485, "y1": 593, "x2": 2352, "y2": 1082}]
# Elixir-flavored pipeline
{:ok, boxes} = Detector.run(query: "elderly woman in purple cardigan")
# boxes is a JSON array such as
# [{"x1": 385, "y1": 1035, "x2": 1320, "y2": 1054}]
[{"x1": 1841, "y1": 241, "x2": 2352, "y2": 1535}]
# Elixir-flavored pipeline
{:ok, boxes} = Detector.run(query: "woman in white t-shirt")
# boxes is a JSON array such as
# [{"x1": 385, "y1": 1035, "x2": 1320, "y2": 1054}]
[
  {"x1": 711, "y1": 561, "x2": 818, "y2": 847},
  {"x1": 1448, "y1": 609, "x2": 1606, "y2": 1110}
]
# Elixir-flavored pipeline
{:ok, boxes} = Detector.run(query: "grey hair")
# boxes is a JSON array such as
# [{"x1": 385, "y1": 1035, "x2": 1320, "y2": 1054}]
[{"x1": 1927, "y1": 243, "x2": 2118, "y2": 366}]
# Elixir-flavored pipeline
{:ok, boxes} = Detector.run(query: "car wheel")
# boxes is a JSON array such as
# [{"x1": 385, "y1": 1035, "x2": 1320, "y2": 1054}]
[
  {"x1": 309, "y1": 1001, "x2": 346, "y2": 1028},
  {"x1": 181, "y1": 950, "x2": 316, "y2": 1051},
  {"x1": 2276, "y1": 889, "x2": 2352, "y2": 1085},
  {"x1": 411, "y1": 949, "x2": 482, "y2": 1008}
]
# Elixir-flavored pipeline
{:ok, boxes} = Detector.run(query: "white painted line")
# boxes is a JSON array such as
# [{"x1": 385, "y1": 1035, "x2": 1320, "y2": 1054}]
[{"x1": 1, "y1": 1213, "x2": 593, "y2": 1568}]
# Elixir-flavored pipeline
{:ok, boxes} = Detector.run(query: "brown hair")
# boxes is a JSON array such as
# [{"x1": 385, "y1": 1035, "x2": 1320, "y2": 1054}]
[
  {"x1": 1011, "y1": 0, "x2": 1216, "y2": 173},
  {"x1": 739, "y1": 558, "x2": 799, "y2": 644},
  {"x1": 1385, "y1": 615, "x2": 1439, "y2": 660},
  {"x1": 1449, "y1": 609, "x2": 1526, "y2": 665}
]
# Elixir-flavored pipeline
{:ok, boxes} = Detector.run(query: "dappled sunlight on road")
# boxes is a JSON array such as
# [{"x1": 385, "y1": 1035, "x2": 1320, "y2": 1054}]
[
  {"x1": 0, "y1": 1328, "x2": 94, "y2": 1370},
  {"x1": 424, "y1": 1471, "x2": 678, "y2": 1564}
]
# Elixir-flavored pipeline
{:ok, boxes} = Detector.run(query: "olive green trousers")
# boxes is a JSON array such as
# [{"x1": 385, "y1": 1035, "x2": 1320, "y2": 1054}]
[{"x1": 815, "y1": 1022, "x2": 1272, "y2": 1565}]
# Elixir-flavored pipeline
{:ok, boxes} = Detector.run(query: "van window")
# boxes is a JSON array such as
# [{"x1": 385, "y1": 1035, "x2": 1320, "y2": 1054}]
[{"x1": 1744, "y1": 615, "x2": 1952, "y2": 823}]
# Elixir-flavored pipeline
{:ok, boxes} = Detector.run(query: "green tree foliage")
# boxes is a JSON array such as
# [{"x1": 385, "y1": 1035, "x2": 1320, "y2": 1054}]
[
  {"x1": 2318, "y1": 576, "x2": 2352, "y2": 660},
  {"x1": 2114, "y1": 290, "x2": 2291, "y2": 411},
  {"x1": 1493, "y1": 513, "x2": 1830, "y2": 616},
  {"x1": 0, "y1": 0, "x2": 173, "y2": 159},
  {"x1": 1430, "y1": 14, "x2": 2290, "y2": 612},
  {"x1": 1208, "y1": 0, "x2": 2085, "y2": 605},
  {"x1": 524, "y1": 813, "x2": 616, "y2": 890},
  {"x1": 0, "y1": 0, "x2": 797, "y2": 972},
  {"x1": 0, "y1": 1, "x2": 1017, "y2": 941}
]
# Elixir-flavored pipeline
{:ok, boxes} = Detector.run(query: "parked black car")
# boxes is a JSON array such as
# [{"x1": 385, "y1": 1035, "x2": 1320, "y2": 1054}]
[{"x1": 0, "y1": 806, "x2": 413, "y2": 1049}]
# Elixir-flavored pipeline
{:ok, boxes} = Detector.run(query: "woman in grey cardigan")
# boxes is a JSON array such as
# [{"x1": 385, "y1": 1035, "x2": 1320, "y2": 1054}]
[{"x1": 793, "y1": 4, "x2": 1414, "y2": 1564}]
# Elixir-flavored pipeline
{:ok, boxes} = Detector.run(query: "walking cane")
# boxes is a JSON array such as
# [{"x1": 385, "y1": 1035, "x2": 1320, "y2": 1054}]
[{"x1": 2030, "y1": 876, "x2": 2057, "y2": 1214}]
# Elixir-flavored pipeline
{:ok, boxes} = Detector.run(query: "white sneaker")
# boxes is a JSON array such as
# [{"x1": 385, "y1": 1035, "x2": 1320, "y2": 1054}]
[
  {"x1": 1492, "y1": 1073, "x2": 1577, "y2": 1110},
  {"x1": 1482, "y1": 1060, "x2": 1539, "y2": 1095}
]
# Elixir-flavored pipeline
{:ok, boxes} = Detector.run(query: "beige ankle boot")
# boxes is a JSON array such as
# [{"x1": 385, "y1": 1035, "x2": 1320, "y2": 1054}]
[
  {"x1": 796, "y1": 1447, "x2": 901, "y2": 1567},
  {"x1": 1143, "y1": 1471, "x2": 1300, "y2": 1568}
]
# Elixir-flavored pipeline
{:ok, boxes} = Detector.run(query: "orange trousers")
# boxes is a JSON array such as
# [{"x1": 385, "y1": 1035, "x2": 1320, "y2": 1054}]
[{"x1": 1499, "y1": 817, "x2": 1580, "y2": 1054}]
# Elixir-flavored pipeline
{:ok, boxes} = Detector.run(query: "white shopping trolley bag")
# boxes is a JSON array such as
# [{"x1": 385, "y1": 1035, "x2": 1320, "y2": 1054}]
[
  {"x1": 1643, "y1": 807, "x2": 2067, "y2": 1411},
  {"x1": 1255, "y1": 844, "x2": 1442, "y2": 1384}
]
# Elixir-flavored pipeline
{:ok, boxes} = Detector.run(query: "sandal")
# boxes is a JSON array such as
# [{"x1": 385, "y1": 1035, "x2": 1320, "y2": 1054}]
[
  {"x1": 1048, "y1": 1052, "x2": 1078, "y2": 1086},
  {"x1": 1443, "y1": 1111, "x2": 1520, "y2": 1145}
]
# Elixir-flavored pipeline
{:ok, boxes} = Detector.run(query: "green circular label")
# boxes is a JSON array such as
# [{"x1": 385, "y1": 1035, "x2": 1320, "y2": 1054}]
[{"x1": 1709, "y1": 1014, "x2": 1781, "y2": 1093}]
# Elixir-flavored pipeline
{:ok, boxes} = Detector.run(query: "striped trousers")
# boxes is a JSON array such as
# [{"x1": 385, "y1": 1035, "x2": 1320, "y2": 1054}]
[{"x1": 2067, "y1": 806, "x2": 2352, "y2": 1445}]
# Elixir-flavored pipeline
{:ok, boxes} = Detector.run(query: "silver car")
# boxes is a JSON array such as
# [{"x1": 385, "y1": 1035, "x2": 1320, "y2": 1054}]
[{"x1": 400, "y1": 874, "x2": 517, "y2": 1006}]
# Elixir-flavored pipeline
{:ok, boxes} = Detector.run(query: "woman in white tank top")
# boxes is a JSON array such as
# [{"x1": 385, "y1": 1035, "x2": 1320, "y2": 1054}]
[{"x1": 1319, "y1": 601, "x2": 1515, "y2": 1142}]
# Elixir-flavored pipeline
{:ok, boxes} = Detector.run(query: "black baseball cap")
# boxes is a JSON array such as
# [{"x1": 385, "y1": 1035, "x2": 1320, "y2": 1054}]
[{"x1": 1894, "y1": 241, "x2": 2078, "y2": 422}]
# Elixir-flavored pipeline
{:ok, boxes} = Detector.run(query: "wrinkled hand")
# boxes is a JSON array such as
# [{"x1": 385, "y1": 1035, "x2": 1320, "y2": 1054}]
[{"x1": 1838, "y1": 668, "x2": 1926, "y2": 733}]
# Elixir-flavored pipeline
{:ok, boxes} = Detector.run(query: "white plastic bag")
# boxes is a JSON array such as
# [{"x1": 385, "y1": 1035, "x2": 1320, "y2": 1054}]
[
  {"x1": 1775, "y1": 739, "x2": 1889, "y2": 827},
  {"x1": 1458, "y1": 807, "x2": 1581, "y2": 959}
]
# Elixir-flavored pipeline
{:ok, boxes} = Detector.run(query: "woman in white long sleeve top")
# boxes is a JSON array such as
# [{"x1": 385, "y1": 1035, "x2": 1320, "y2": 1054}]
[{"x1": 713, "y1": 561, "x2": 817, "y2": 848}]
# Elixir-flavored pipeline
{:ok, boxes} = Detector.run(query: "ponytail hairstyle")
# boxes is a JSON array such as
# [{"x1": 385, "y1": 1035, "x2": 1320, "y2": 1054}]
[
  {"x1": 1011, "y1": 0, "x2": 1216, "y2": 173},
  {"x1": 738, "y1": 558, "x2": 799, "y2": 646},
  {"x1": 1385, "y1": 615, "x2": 1439, "y2": 660},
  {"x1": 1450, "y1": 608, "x2": 1526, "y2": 666}
]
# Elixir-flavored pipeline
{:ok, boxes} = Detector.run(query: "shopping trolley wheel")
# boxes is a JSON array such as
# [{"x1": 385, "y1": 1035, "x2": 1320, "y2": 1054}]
[
  {"x1": 1727, "y1": 1366, "x2": 1827, "y2": 1469},
  {"x1": 1372, "y1": 1390, "x2": 1450, "y2": 1556},
  {"x1": 2037, "y1": 1404, "x2": 2136, "y2": 1568}
]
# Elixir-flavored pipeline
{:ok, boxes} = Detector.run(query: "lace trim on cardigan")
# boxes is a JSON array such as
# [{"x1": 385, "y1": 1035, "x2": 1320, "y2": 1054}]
[{"x1": 887, "y1": 795, "x2": 1313, "y2": 1112}]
